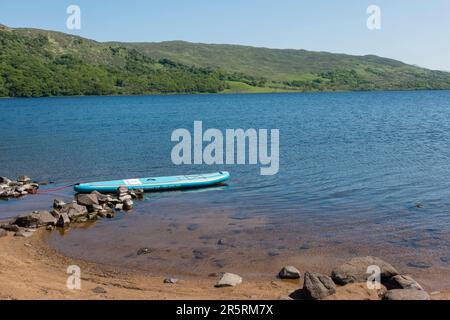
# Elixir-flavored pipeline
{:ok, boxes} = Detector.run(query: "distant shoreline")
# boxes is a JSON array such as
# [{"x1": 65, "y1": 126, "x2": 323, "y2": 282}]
[{"x1": 1, "y1": 87, "x2": 450, "y2": 100}]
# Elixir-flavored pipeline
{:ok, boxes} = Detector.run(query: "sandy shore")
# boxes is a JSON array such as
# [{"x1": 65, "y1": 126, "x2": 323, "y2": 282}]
[{"x1": 0, "y1": 229, "x2": 449, "y2": 300}]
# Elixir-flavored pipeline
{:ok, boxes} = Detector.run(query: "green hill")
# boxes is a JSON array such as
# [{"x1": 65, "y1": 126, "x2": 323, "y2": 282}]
[{"x1": 1, "y1": 24, "x2": 450, "y2": 98}]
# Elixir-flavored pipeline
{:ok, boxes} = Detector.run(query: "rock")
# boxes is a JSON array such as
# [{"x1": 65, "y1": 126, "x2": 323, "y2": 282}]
[
  {"x1": 163, "y1": 278, "x2": 179, "y2": 284},
  {"x1": 105, "y1": 212, "x2": 115, "y2": 219},
  {"x1": 35, "y1": 211, "x2": 57, "y2": 226},
  {"x1": 117, "y1": 186, "x2": 128, "y2": 195},
  {"x1": 115, "y1": 203, "x2": 124, "y2": 211},
  {"x1": 91, "y1": 204, "x2": 103, "y2": 212},
  {"x1": 331, "y1": 256, "x2": 399, "y2": 285},
  {"x1": 92, "y1": 287, "x2": 107, "y2": 294},
  {"x1": 119, "y1": 194, "x2": 132, "y2": 202},
  {"x1": 0, "y1": 177, "x2": 12, "y2": 184},
  {"x1": 137, "y1": 247, "x2": 152, "y2": 256},
  {"x1": 133, "y1": 189, "x2": 144, "y2": 199},
  {"x1": 76, "y1": 216, "x2": 88, "y2": 223},
  {"x1": 303, "y1": 272, "x2": 336, "y2": 300},
  {"x1": 13, "y1": 211, "x2": 57, "y2": 228},
  {"x1": 0, "y1": 229, "x2": 7, "y2": 237},
  {"x1": 14, "y1": 230, "x2": 34, "y2": 238},
  {"x1": 53, "y1": 199, "x2": 66, "y2": 210},
  {"x1": 76, "y1": 193, "x2": 99, "y2": 207},
  {"x1": 279, "y1": 266, "x2": 301, "y2": 279},
  {"x1": 56, "y1": 212, "x2": 70, "y2": 227},
  {"x1": 385, "y1": 275, "x2": 424, "y2": 291},
  {"x1": 384, "y1": 289, "x2": 430, "y2": 300},
  {"x1": 46, "y1": 225, "x2": 55, "y2": 231},
  {"x1": 217, "y1": 239, "x2": 226, "y2": 246},
  {"x1": 1, "y1": 224, "x2": 20, "y2": 232},
  {"x1": 17, "y1": 175, "x2": 31, "y2": 183},
  {"x1": 215, "y1": 273, "x2": 243, "y2": 287},
  {"x1": 123, "y1": 199, "x2": 133, "y2": 210},
  {"x1": 60, "y1": 203, "x2": 88, "y2": 219},
  {"x1": 92, "y1": 191, "x2": 112, "y2": 203},
  {"x1": 88, "y1": 214, "x2": 98, "y2": 221}
]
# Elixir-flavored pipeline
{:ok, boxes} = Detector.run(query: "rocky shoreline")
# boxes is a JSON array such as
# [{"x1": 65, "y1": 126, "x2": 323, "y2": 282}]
[{"x1": 0, "y1": 175, "x2": 443, "y2": 300}]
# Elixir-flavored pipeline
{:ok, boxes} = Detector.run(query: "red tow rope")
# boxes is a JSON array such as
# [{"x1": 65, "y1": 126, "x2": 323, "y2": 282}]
[{"x1": 37, "y1": 184, "x2": 76, "y2": 194}]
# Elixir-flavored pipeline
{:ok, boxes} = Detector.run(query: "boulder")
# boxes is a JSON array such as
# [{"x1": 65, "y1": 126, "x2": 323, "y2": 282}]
[
  {"x1": 0, "y1": 177, "x2": 12, "y2": 184},
  {"x1": 91, "y1": 204, "x2": 103, "y2": 212},
  {"x1": 331, "y1": 256, "x2": 399, "y2": 285},
  {"x1": 119, "y1": 194, "x2": 132, "y2": 202},
  {"x1": 303, "y1": 272, "x2": 336, "y2": 300},
  {"x1": 134, "y1": 189, "x2": 144, "y2": 199},
  {"x1": 384, "y1": 289, "x2": 430, "y2": 300},
  {"x1": 0, "y1": 229, "x2": 7, "y2": 237},
  {"x1": 123, "y1": 199, "x2": 133, "y2": 210},
  {"x1": 14, "y1": 230, "x2": 34, "y2": 238},
  {"x1": 279, "y1": 266, "x2": 301, "y2": 279},
  {"x1": 14, "y1": 211, "x2": 57, "y2": 228},
  {"x1": 117, "y1": 186, "x2": 128, "y2": 195},
  {"x1": 385, "y1": 275, "x2": 424, "y2": 291},
  {"x1": 53, "y1": 199, "x2": 66, "y2": 210},
  {"x1": 76, "y1": 193, "x2": 99, "y2": 207},
  {"x1": 17, "y1": 176, "x2": 31, "y2": 183},
  {"x1": 1, "y1": 224, "x2": 20, "y2": 232},
  {"x1": 56, "y1": 212, "x2": 70, "y2": 227},
  {"x1": 92, "y1": 191, "x2": 112, "y2": 203},
  {"x1": 35, "y1": 211, "x2": 57, "y2": 226},
  {"x1": 215, "y1": 273, "x2": 243, "y2": 287},
  {"x1": 60, "y1": 203, "x2": 88, "y2": 219}
]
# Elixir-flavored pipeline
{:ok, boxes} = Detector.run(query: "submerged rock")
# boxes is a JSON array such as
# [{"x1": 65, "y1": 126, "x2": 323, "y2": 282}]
[
  {"x1": 331, "y1": 256, "x2": 399, "y2": 285},
  {"x1": 303, "y1": 272, "x2": 336, "y2": 300},
  {"x1": 215, "y1": 273, "x2": 243, "y2": 287},
  {"x1": 384, "y1": 289, "x2": 430, "y2": 300},
  {"x1": 279, "y1": 266, "x2": 301, "y2": 279}
]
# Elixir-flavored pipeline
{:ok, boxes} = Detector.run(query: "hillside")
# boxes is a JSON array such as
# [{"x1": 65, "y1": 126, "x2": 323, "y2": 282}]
[{"x1": 1, "y1": 24, "x2": 450, "y2": 98}]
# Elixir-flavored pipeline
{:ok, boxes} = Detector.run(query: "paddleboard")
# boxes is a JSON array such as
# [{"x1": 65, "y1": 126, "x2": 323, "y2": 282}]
[{"x1": 74, "y1": 171, "x2": 230, "y2": 193}]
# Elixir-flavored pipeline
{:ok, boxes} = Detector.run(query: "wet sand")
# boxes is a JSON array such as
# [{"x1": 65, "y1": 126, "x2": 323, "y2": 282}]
[
  {"x1": 45, "y1": 196, "x2": 450, "y2": 293},
  {"x1": 2, "y1": 189, "x2": 450, "y2": 299},
  {"x1": 1, "y1": 230, "x2": 449, "y2": 300}
]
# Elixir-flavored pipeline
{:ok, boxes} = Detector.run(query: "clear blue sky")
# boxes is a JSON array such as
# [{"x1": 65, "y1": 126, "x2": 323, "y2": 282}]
[{"x1": 1, "y1": 0, "x2": 450, "y2": 70}]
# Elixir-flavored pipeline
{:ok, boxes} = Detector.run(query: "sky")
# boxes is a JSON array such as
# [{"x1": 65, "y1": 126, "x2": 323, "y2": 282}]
[{"x1": 1, "y1": 0, "x2": 450, "y2": 71}]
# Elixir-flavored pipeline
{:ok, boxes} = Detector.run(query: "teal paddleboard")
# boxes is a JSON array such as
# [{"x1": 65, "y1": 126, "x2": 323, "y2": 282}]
[{"x1": 74, "y1": 171, "x2": 230, "y2": 193}]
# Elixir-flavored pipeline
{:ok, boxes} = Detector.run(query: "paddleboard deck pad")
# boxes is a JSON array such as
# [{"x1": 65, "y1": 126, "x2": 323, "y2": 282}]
[{"x1": 74, "y1": 171, "x2": 230, "y2": 193}]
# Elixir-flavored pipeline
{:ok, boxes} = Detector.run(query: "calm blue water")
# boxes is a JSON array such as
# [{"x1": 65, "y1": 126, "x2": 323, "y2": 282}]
[{"x1": 1, "y1": 91, "x2": 450, "y2": 282}]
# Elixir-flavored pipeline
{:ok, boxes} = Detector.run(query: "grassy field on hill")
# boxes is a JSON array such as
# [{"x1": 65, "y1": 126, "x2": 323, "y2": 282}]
[{"x1": 1, "y1": 24, "x2": 450, "y2": 98}]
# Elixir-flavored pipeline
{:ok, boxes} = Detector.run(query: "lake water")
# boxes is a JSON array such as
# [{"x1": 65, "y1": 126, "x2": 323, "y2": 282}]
[{"x1": 1, "y1": 91, "x2": 450, "y2": 289}]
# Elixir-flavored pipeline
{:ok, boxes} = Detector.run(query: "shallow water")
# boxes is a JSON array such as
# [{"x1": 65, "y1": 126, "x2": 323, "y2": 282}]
[{"x1": 1, "y1": 91, "x2": 450, "y2": 289}]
